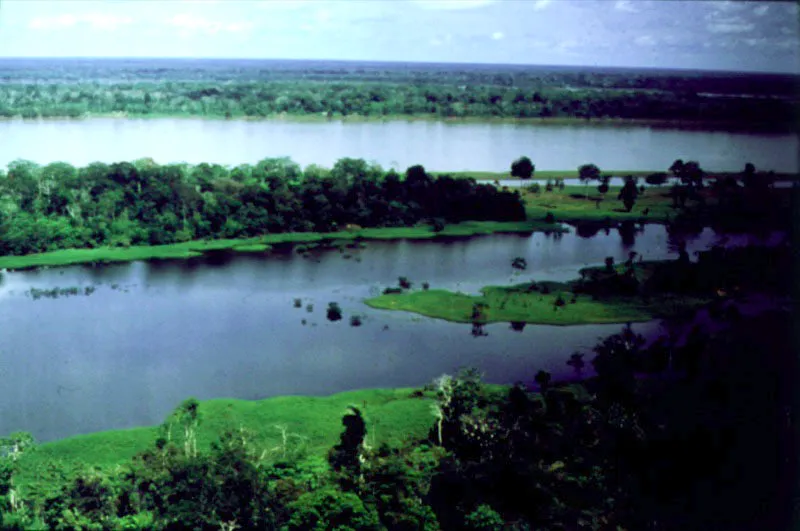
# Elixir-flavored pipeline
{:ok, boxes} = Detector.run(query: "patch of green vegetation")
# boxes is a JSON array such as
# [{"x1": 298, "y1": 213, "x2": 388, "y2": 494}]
[
  {"x1": 15, "y1": 388, "x2": 434, "y2": 495},
  {"x1": 522, "y1": 185, "x2": 676, "y2": 223},
  {"x1": 365, "y1": 271, "x2": 710, "y2": 326},
  {"x1": 0, "y1": 221, "x2": 562, "y2": 271},
  {"x1": 366, "y1": 288, "x2": 657, "y2": 325},
  {"x1": 437, "y1": 170, "x2": 655, "y2": 181}
]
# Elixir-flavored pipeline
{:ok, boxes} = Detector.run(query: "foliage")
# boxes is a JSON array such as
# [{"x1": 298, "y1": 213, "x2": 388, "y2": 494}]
[
  {"x1": 510, "y1": 156, "x2": 534, "y2": 179},
  {"x1": 0, "y1": 158, "x2": 525, "y2": 259},
  {"x1": 0, "y1": 59, "x2": 796, "y2": 129}
]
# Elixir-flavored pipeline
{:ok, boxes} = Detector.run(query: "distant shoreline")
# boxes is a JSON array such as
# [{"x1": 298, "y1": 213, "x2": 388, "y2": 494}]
[{"x1": 0, "y1": 112, "x2": 793, "y2": 133}]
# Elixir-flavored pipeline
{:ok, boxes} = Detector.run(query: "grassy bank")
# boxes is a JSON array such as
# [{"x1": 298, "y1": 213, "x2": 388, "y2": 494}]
[
  {"x1": 15, "y1": 388, "x2": 436, "y2": 497},
  {"x1": 438, "y1": 170, "x2": 800, "y2": 182},
  {"x1": 437, "y1": 170, "x2": 656, "y2": 181},
  {"x1": 365, "y1": 276, "x2": 708, "y2": 326},
  {"x1": 6, "y1": 112, "x2": 789, "y2": 132},
  {"x1": 0, "y1": 220, "x2": 562, "y2": 271}
]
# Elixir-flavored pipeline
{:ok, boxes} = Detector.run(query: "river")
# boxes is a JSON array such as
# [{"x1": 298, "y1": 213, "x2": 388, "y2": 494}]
[
  {"x1": 0, "y1": 225, "x2": 784, "y2": 442},
  {"x1": 0, "y1": 118, "x2": 797, "y2": 172}
]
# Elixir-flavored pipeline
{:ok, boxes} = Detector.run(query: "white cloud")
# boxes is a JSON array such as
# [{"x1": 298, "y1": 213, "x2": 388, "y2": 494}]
[
  {"x1": 753, "y1": 4, "x2": 769, "y2": 16},
  {"x1": 634, "y1": 35, "x2": 656, "y2": 47},
  {"x1": 614, "y1": 1, "x2": 637, "y2": 13},
  {"x1": 167, "y1": 14, "x2": 253, "y2": 35},
  {"x1": 411, "y1": 0, "x2": 495, "y2": 10},
  {"x1": 491, "y1": 31, "x2": 504, "y2": 40},
  {"x1": 533, "y1": 0, "x2": 551, "y2": 11},
  {"x1": 29, "y1": 13, "x2": 133, "y2": 31},
  {"x1": 707, "y1": 22, "x2": 754, "y2": 34}
]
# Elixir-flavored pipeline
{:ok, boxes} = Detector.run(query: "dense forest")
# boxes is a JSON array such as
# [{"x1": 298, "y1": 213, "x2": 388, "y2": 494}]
[
  {"x1": 0, "y1": 157, "x2": 525, "y2": 256},
  {"x1": 1, "y1": 292, "x2": 794, "y2": 530},
  {"x1": 0, "y1": 59, "x2": 797, "y2": 128}
]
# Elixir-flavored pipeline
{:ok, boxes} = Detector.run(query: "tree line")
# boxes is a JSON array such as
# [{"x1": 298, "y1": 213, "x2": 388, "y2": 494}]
[
  {"x1": 0, "y1": 158, "x2": 525, "y2": 256},
  {"x1": 0, "y1": 80, "x2": 796, "y2": 128}
]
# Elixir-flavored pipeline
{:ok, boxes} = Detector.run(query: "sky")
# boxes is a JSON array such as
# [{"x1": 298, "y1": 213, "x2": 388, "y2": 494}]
[{"x1": 0, "y1": 0, "x2": 797, "y2": 73}]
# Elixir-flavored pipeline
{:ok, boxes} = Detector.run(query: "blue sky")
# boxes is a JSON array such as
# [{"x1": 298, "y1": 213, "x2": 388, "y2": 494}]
[{"x1": 0, "y1": 0, "x2": 797, "y2": 73}]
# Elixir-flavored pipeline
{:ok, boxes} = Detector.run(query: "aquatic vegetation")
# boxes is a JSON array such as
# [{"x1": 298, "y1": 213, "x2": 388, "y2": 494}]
[
  {"x1": 511, "y1": 257, "x2": 527, "y2": 270},
  {"x1": 349, "y1": 315, "x2": 363, "y2": 327},
  {"x1": 327, "y1": 302, "x2": 343, "y2": 321},
  {"x1": 27, "y1": 286, "x2": 93, "y2": 300},
  {"x1": 306, "y1": 303, "x2": 314, "y2": 313},
  {"x1": 293, "y1": 298, "x2": 303, "y2": 308}
]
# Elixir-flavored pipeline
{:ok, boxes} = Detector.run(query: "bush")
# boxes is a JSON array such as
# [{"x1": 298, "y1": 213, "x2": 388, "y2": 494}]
[
  {"x1": 422, "y1": 281, "x2": 430, "y2": 290},
  {"x1": 327, "y1": 302, "x2": 342, "y2": 321},
  {"x1": 526, "y1": 182, "x2": 541, "y2": 194},
  {"x1": 398, "y1": 276, "x2": 412, "y2": 289},
  {"x1": 544, "y1": 212, "x2": 556, "y2": 223},
  {"x1": 383, "y1": 287, "x2": 403, "y2": 295}
]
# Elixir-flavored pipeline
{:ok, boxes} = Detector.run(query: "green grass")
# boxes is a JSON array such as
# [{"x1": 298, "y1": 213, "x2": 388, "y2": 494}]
[
  {"x1": 522, "y1": 185, "x2": 677, "y2": 223},
  {"x1": 435, "y1": 170, "x2": 655, "y2": 181},
  {"x1": 365, "y1": 276, "x2": 709, "y2": 326},
  {"x1": 15, "y1": 388, "x2": 435, "y2": 498},
  {"x1": 0, "y1": 221, "x2": 563, "y2": 271}
]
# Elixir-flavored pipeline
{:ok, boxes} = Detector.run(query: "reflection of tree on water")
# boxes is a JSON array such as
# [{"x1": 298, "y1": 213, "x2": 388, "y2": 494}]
[
  {"x1": 471, "y1": 323, "x2": 488, "y2": 337},
  {"x1": 617, "y1": 220, "x2": 644, "y2": 248}
]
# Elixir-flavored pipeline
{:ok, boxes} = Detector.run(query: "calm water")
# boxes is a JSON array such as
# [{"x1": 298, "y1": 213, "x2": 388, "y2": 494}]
[
  {"x1": 0, "y1": 225, "x2": 783, "y2": 442},
  {"x1": 0, "y1": 118, "x2": 796, "y2": 172}
]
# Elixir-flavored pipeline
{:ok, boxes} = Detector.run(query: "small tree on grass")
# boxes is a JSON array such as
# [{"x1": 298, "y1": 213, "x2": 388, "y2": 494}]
[
  {"x1": 578, "y1": 163, "x2": 602, "y2": 199},
  {"x1": 618, "y1": 176, "x2": 640, "y2": 212},
  {"x1": 510, "y1": 156, "x2": 535, "y2": 179}
]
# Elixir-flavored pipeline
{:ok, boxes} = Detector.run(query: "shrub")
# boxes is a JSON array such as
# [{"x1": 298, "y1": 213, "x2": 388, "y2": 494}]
[
  {"x1": 398, "y1": 276, "x2": 412, "y2": 289},
  {"x1": 544, "y1": 212, "x2": 555, "y2": 223},
  {"x1": 422, "y1": 281, "x2": 430, "y2": 290},
  {"x1": 327, "y1": 302, "x2": 342, "y2": 321},
  {"x1": 527, "y1": 182, "x2": 541, "y2": 194}
]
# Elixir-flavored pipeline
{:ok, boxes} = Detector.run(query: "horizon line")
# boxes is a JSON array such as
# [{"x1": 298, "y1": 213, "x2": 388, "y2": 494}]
[{"x1": 0, "y1": 56, "x2": 797, "y2": 76}]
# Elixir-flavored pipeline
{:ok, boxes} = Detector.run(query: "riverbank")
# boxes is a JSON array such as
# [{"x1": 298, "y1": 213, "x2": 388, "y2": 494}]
[
  {"x1": 0, "y1": 220, "x2": 562, "y2": 271},
  {"x1": 2, "y1": 112, "x2": 794, "y2": 132},
  {"x1": 14, "y1": 387, "x2": 437, "y2": 496}
]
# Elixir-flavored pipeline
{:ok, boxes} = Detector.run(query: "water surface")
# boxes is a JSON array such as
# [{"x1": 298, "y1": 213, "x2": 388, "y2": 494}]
[
  {"x1": 0, "y1": 118, "x2": 796, "y2": 172},
  {"x1": 1, "y1": 225, "x2": 781, "y2": 442}
]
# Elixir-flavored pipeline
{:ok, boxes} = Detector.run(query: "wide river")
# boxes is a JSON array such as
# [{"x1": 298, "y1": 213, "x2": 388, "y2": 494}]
[
  {"x1": 0, "y1": 118, "x2": 797, "y2": 172},
  {"x1": 0, "y1": 225, "x2": 784, "y2": 442}
]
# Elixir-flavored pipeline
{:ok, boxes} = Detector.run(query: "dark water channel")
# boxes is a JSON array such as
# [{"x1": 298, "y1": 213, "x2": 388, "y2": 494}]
[{"x1": 0, "y1": 225, "x2": 783, "y2": 441}]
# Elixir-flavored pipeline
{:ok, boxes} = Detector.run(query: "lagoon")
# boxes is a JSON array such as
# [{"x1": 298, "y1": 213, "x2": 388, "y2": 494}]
[{"x1": 0, "y1": 225, "x2": 778, "y2": 442}]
